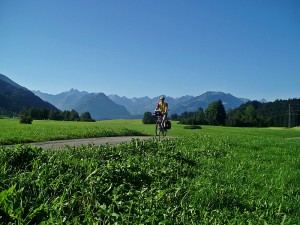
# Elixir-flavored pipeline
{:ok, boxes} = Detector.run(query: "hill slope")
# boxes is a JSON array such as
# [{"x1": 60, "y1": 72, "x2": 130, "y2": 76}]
[{"x1": 0, "y1": 74, "x2": 59, "y2": 116}]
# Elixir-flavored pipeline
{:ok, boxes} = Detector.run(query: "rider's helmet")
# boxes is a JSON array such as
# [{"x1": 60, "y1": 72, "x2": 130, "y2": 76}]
[{"x1": 160, "y1": 96, "x2": 165, "y2": 100}]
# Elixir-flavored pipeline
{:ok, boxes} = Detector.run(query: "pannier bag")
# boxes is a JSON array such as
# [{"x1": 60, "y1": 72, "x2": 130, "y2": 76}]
[{"x1": 165, "y1": 120, "x2": 172, "y2": 129}]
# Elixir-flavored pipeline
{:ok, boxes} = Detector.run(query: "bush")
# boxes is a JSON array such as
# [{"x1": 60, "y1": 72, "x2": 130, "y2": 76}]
[
  {"x1": 2, "y1": 145, "x2": 42, "y2": 171},
  {"x1": 183, "y1": 125, "x2": 202, "y2": 129},
  {"x1": 142, "y1": 112, "x2": 157, "y2": 124},
  {"x1": 180, "y1": 117, "x2": 202, "y2": 125},
  {"x1": 19, "y1": 116, "x2": 33, "y2": 124},
  {"x1": 80, "y1": 112, "x2": 95, "y2": 122}
]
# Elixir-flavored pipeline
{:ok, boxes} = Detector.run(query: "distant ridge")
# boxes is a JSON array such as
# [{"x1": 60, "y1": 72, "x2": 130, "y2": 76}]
[{"x1": 34, "y1": 89, "x2": 88, "y2": 110}]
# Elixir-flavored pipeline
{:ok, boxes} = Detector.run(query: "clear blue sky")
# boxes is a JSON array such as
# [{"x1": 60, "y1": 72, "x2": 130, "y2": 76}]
[{"x1": 1, "y1": 0, "x2": 299, "y2": 101}]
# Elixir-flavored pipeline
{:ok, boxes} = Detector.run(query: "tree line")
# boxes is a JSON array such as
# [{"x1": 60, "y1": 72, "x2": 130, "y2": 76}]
[
  {"x1": 171, "y1": 100, "x2": 227, "y2": 126},
  {"x1": 20, "y1": 108, "x2": 95, "y2": 122},
  {"x1": 227, "y1": 99, "x2": 300, "y2": 127},
  {"x1": 143, "y1": 98, "x2": 300, "y2": 127}
]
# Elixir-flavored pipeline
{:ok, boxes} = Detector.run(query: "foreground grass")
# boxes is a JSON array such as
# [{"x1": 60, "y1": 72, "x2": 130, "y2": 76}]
[{"x1": 0, "y1": 119, "x2": 300, "y2": 224}]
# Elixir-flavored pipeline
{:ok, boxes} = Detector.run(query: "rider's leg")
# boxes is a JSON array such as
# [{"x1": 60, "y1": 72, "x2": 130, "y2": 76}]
[{"x1": 162, "y1": 114, "x2": 166, "y2": 128}]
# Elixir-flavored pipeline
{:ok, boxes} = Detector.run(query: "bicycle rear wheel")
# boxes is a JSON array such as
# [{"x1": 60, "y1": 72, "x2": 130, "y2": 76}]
[{"x1": 161, "y1": 128, "x2": 167, "y2": 137}]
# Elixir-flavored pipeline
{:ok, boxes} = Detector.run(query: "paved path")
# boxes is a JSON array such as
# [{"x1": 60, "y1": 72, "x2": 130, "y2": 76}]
[
  {"x1": 10, "y1": 136, "x2": 157, "y2": 149},
  {"x1": 285, "y1": 137, "x2": 300, "y2": 140}
]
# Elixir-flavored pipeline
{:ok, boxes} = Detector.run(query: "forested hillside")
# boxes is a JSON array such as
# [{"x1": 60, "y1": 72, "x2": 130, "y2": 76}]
[
  {"x1": 170, "y1": 99, "x2": 300, "y2": 127},
  {"x1": 0, "y1": 74, "x2": 58, "y2": 116},
  {"x1": 225, "y1": 99, "x2": 300, "y2": 127}
]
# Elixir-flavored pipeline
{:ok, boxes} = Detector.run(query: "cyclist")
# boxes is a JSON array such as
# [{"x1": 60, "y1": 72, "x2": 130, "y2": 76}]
[{"x1": 154, "y1": 96, "x2": 168, "y2": 129}]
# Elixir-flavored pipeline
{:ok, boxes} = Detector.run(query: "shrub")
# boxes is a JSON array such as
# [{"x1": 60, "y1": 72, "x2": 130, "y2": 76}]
[
  {"x1": 142, "y1": 112, "x2": 156, "y2": 124},
  {"x1": 19, "y1": 116, "x2": 33, "y2": 124},
  {"x1": 183, "y1": 125, "x2": 202, "y2": 129},
  {"x1": 80, "y1": 112, "x2": 95, "y2": 122},
  {"x1": 2, "y1": 145, "x2": 42, "y2": 170}
]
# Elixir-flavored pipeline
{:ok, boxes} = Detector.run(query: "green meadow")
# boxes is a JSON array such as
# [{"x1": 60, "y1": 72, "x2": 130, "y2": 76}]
[
  {"x1": 0, "y1": 118, "x2": 300, "y2": 224},
  {"x1": 0, "y1": 119, "x2": 148, "y2": 145}
]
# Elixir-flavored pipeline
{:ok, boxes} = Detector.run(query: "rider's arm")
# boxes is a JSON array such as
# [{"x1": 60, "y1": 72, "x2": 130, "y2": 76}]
[
  {"x1": 153, "y1": 103, "x2": 159, "y2": 114},
  {"x1": 164, "y1": 103, "x2": 168, "y2": 113},
  {"x1": 155, "y1": 102, "x2": 160, "y2": 110}
]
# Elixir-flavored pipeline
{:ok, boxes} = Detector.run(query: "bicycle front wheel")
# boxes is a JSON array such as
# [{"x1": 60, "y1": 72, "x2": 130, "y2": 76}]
[{"x1": 155, "y1": 123, "x2": 160, "y2": 136}]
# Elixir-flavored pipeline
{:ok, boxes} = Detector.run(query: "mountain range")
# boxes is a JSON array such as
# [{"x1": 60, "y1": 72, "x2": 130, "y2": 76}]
[
  {"x1": 108, "y1": 92, "x2": 249, "y2": 116},
  {"x1": 0, "y1": 73, "x2": 250, "y2": 120},
  {"x1": 34, "y1": 89, "x2": 250, "y2": 118}
]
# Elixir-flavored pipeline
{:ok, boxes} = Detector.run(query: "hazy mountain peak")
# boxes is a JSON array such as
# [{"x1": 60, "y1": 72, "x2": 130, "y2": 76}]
[
  {"x1": 205, "y1": 91, "x2": 222, "y2": 95},
  {"x1": 69, "y1": 88, "x2": 78, "y2": 92},
  {"x1": 260, "y1": 98, "x2": 268, "y2": 103},
  {"x1": 64, "y1": 88, "x2": 89, "y2": 95}
]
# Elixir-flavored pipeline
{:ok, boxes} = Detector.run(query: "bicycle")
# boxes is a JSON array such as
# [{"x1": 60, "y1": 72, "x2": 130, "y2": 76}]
[{"x1": 153, "y1": 110, "x2": 167, "y2": 137}]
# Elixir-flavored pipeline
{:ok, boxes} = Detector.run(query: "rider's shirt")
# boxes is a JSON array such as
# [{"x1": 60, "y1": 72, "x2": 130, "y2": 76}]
[{"x1": 157, "y1": 102, "x2": 168, "y2": 114}]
